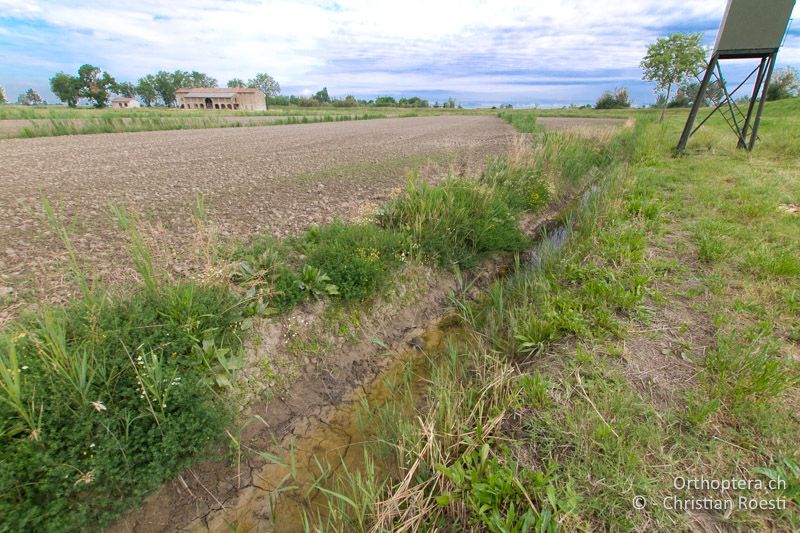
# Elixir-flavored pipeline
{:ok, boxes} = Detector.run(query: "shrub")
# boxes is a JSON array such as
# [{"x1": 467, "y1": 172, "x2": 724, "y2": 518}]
[
  {"x1": 767, "y1": 67, "x2": 799, "y2": 101},
  {"x1": 595, "y1": 88, "x2": 631, "y2": 109},
  {"x1": 377, "y1": 177, "x2": 529, "y2": 267}
]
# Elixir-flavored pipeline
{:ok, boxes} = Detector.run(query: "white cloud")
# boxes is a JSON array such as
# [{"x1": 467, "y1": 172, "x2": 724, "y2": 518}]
[{"x1": 0, "y1": 0, "x2": 797, "y2": 104}]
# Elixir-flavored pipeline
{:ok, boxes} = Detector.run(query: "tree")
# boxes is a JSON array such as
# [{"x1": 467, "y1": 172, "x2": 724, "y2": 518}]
[
  {"x1": 374, "y1": 95, "x2": 397, "y2": 107},
  {"x1": 767, "y1": 66, "x2": 800, "y2": 101},
  {"x1": 671, "y1": 79, "x2": 724, "y2": 108},
  {"x1": 116, "y1": 81, "x2": 137, "y2": 99},
  {"x1": 227, "y1": 78, "x2": 246, "y2": 88},
  {"x1": 17, "y1": 88, "x2": 43, "y2": 106},
  {"x1": 0, "y1": 84, "x2": 6, "y2": 104},
  {"x1": 247, "y1": 73, "x2": 281, "y2": 109},
  {"x1": 595, "y1": 87, "x2": 632, "y2": 109},
  {"x1": 50, "y1": 72, "x2": 83, "y2": 107},
  {"x1": 398, "y1": 96, "x2": 429, "y2": 108},
  {"x1": 153, "y1": 71, "x2": 180, "y2": 107},
  {"x1": 186, "y1": 71, "x2": 217, "y2": 88},
  {"x1": 640, "y1": 32, "x2": 705, "y2": 121},
  {"x1": 332, "y1": 95, "x2": 359, "y2": 107},
  {"x1": 136, "y1": 74, "x2": 158, "y2": 106},
  {"x1": 77, "y1": 64, "x2": 117, "y2": 108},
  {"x1": 312, "y1": 87, "x2": 330, "y2": 103}
]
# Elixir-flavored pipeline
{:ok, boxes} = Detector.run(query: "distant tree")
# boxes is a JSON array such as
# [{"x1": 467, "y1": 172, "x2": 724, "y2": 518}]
[
  {"x1": 0, "y1": 84, "x2": 5, "y2": 104},
  {"x1": 374, "y1": 96, "x2": 397, "y2": 107},
  {"x1": 270, "y1": 95, "x2": 291, "y2": 106},
  {"x1": 641, "y1": 32, "x2": 705, "y2": 121},
  {"x1": 186, "y1": 71, "x2": 217, "y2": 88},
  {"x1": 153, "y1": 71, "x2": 180, "y2": 107},
  {"x1": 312, "y1": 87, "x2": 330, "y2": 103},
  {"x1": 447, "y1": 97, "x2": 456, "y2": 109},
  {"x1": 667, "y1": 88, "x2": 692, "y2": 108},
  {"x1": 403, "y1": 96, "x2": 429, "y2": 108},
  {"x1": 136, "y1": 74, "x2": 159, "y2": 106},
  {"x1": 247, "y1": 73, "x2": 281, "y2": 109},
  {"x1": 673, "y1": 79, "x2": 724, "y2": 108},
  {"x1": 227, "y1": 78, "x2": 246, "y2": 88},
  {"x1": 115, "y1": 81, "x2": 137, "y2": 99},
  {"x1": 49, "y1": 72, "x2": 83, "y2": 107},
  {"x1": 595, "y1": 87, "x2": 631, "y2": 109},
  {"x1": 17, "y1": 88, "x2": 44, "y2": 106},
  {"x1": 767, "y1": 66, "x2": 800, "y2": 101},
  {"x1": 296, "y1": 97, "x2": 321, "y2": 107},
  {"x1": 77, "y1": 64, "x2": 117, "y2": 107},
  {"x1": 332, "y1": 95, "x2": 359, "y2": 107}
]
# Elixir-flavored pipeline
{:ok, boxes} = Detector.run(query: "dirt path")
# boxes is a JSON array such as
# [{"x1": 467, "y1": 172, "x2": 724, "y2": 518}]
[{"x1": 0, "y1": 116, "x2": 515, "y2": 312}]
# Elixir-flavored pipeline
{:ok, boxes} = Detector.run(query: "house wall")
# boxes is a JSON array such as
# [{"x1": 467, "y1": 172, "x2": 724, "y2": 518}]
[
  {"x1": 176, "y1": 91, "x2": 266, "y2": 111},
  {"x1": 111, "y1": 100, "x2": 141, "y2": 109}
]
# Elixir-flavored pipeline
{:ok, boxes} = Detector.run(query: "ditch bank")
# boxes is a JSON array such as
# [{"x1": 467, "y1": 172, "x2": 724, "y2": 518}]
[{"x1": 110, "y1": 194, "x2": 579, "y2": 532}]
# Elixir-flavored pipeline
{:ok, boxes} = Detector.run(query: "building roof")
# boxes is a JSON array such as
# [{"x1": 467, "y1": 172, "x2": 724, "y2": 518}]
[
  {"x1": 112, "y1": 97, "x2": 137, "y2": 102},
  {"x1": 176, "y1": 87, "x2": 263, "y2": 94},
  {"x1": 181, "y1": 92, "x2": 238, "y2": 99}
]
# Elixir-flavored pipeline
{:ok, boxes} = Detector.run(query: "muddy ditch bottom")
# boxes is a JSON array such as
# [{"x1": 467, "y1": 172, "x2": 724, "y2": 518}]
[{"x1": 112, "y1": 187, "x2": 586, "y2": 533}]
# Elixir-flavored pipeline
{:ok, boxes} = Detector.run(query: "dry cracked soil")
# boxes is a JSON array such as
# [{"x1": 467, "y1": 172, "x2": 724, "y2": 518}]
[{"x1": 0, "y1": 115, "x2": 516, "y2": 315}]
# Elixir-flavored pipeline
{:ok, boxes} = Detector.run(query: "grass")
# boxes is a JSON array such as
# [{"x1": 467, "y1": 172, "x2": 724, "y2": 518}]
[
  {"x1": 301, "y1": 98, "x2": 800, "y2": 531},
  {"x1": 377, "y1": 176, "x2": 530, "y2": 267}
]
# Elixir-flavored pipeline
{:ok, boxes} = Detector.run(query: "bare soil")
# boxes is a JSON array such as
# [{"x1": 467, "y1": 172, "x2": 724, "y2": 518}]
[{"x1": 0, "y1": 116, "x2": 515, "y2": 315}]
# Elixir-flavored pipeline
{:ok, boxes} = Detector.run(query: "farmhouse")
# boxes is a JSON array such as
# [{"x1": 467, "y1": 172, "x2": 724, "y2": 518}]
[
  {"x1": 111, "y1": 97, "x2": 140, "y2": 109},
  {"x1": 176, "y1": 87, "x2": 266, "y2": 111}
]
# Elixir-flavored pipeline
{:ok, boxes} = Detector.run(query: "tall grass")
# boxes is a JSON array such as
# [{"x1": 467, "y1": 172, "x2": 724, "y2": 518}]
[{"x1": 377, "y1": 176, "x2": 530, "y2": 267}]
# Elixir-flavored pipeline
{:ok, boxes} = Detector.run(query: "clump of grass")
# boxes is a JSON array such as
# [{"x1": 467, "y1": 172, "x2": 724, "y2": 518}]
[
  {"x1": 704, "y1": 326, "x2": 799, "y2": 413},
  {"x1": 481, "y1": 156, "x2": 552, "y2": 212},
  {"x1": 377, "y1": 176, "x2": 529, "y2": 267}
]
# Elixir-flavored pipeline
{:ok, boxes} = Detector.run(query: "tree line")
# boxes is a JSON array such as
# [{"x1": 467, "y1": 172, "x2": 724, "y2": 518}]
[
  {"x1": 1, "y1": 64, "x2": 459, "y2": 109},
  {"x1": 6, "y1": 65, "x2": 450, "y2": 109}
]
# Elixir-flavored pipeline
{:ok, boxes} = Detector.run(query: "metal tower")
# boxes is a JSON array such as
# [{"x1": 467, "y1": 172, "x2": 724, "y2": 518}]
[{"x1": 677, "y1": 0, "x2": 795, "y2": 153}]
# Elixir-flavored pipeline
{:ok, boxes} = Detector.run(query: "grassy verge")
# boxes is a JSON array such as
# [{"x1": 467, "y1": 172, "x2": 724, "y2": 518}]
[{"x1": 303, "y1": 100, "x2": 800, "y2": 531}]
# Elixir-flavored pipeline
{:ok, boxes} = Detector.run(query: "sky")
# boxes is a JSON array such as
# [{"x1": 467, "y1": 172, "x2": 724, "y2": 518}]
[{"x1": 0, "y1": 0, "x2": 798, "y2": 108}]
